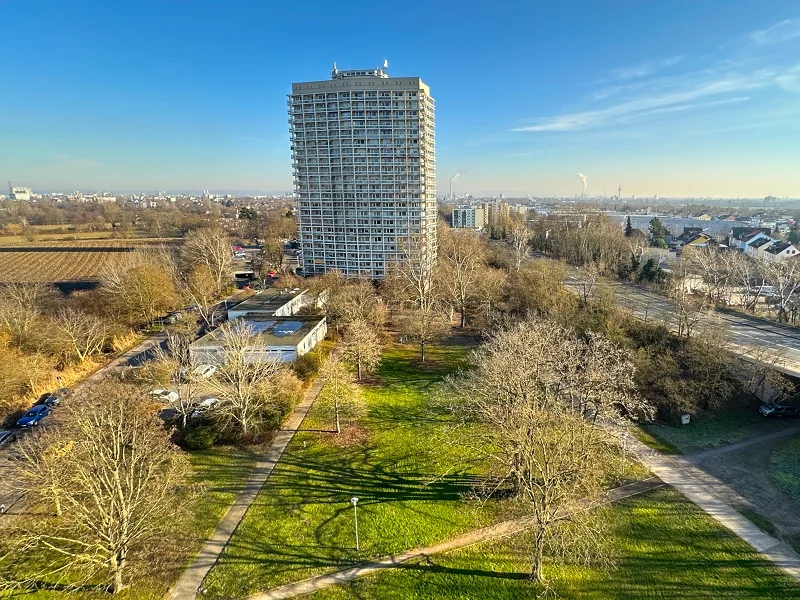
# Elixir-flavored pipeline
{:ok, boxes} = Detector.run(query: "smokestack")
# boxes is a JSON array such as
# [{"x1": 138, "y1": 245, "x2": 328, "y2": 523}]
[
  {"x1": 449, "y1": 172, "x2": 460, "y2": 200},
  {"x1": 576, "y1": 173, "x2": 588, "y2": 195}
]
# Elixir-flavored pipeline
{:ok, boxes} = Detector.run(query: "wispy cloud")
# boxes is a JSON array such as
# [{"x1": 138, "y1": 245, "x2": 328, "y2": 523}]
[
  {"x1": 608, "y1": 55, "x2": 685, "y2": 81},
  {"x1": 513, "y1": 71, "x2": 772, "y2": 132},
  {"x1": 514, "y1": 18, "x2": 800, "y2": 134},
  {"x1": 750, "y1": 19, "x2": 800, "y2": 45}
]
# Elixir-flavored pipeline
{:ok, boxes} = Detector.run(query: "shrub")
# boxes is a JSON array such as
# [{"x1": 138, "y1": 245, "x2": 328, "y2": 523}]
[
  {"x1": 292, "y1": 351, "x2": 321, "y2": 382},
  {"x1": 179, "y1": 421, "x2": 220, "y2": 450}
]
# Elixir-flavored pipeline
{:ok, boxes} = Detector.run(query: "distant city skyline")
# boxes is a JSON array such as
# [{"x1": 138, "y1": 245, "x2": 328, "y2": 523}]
[{"x1": 2, "y1": 0, "x2": 800, "y2": 197}]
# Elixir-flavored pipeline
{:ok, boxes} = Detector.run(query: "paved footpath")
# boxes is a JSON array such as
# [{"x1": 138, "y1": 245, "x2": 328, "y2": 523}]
[
  {"x1": 167, "y1": 375, "x2": 327, "y2": 600},
  {"x1": 623, "y1": 433, "x2": 800, "y2": 583},
  {"x1": 242, "y1": 478, "x2": 664, "y2": 600}
]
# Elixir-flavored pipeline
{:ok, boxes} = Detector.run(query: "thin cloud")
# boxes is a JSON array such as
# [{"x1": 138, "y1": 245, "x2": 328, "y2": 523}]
[
  {"x1": 514, "y1": 74, "x2": 768, "y2": 132},
  {"x1": 608, "y1": 55, "x2": 686, "y2": 81},
  {"x1": 750, "y1": 19, "x2": 800, "y2": 45}
]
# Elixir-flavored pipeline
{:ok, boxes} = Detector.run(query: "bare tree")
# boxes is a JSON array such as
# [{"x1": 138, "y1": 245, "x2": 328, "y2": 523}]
[
  {"x1": 0, "y1": 282, "x2": 59, "y2": 347},
  {"x1": 384, "y1": 242, "x2": 439, "y2": 311},
  {"x1": 181, "y1": 226, "x2": 233, "y2": 292},
  {"x1": 206, "y1": 320, "x2": 287, "y2": 436},
  {"x1": 49, "y1": 308, "x2": 107, "y2": 364},
  {"x1": 444, "y1": 318, "x2": 650, "y2": 581},
  {"x1": 5, "y1": 381, "x2": 190, "y2": 593},
  {"x1": 509, "y1": 220, "x2": 533, "y2": 271},
  {"x1": 668, "y1": 268, "x2": 708, "y2": 338},
  {"x1": 317, "y1": 352, "x2": 365, "y2": 434},
  {"x1": 99, "y1": 250, "x2": 179, "y2": 324},
  {"x1": 438, "y1": 228, "x2": 485, "y2": 327},
  {"x1": 339, "y1": 318, "x2": 382, "y2": 380},
  {"x1": 727, "y1": 251, "x2": 765, "y2": 311},
  {"x1": 185, "y1": 265, "x2": 225, "y2": 328},
  {"x1": 147, "y1": 331, "x2": 202, "y2": 429},
  {"x1": 761, "y1": 258, "x2": 800, "y2": 323},
  {"x1": 398, "y1": 307, "x2": 450, "y2": 362}
]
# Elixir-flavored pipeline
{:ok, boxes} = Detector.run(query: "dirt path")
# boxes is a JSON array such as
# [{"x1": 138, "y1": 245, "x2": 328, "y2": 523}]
[
  {"x1": 694, "y1": 433, "x2": 800, "y2": 538},
  {"x1": 241, "y1": 478, "x2": 664, "y2": 600}
]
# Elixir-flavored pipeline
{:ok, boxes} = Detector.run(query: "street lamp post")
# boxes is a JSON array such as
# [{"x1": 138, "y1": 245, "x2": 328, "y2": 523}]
[{"x1": 350, "y1": 497, "x2": 359, "y2": 551}]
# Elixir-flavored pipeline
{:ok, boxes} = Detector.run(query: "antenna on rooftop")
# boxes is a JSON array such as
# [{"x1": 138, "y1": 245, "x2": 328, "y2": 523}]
[{"x1": 383, "y1": 59, "x2": 388, "y2": 70}]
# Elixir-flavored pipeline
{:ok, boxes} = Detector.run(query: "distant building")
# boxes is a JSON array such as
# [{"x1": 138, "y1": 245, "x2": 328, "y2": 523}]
[
  {"x1": 8, "y1": 184, "x2": 32, "y2": 201},
  {"x1": 452, "y1": 205, "x2": 487, "y2": 229},
  {"x1": 694, "y1": 211, "x2": 712, "y2": 221}
]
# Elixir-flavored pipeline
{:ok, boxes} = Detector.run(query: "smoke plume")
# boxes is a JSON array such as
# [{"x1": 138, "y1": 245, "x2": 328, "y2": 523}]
[{"x1": 576, "y1": 173, "x2": 588, "y2": 193}]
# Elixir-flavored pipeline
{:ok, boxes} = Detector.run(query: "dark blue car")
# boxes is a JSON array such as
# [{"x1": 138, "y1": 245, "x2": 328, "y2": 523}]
[{"x1": 17, "y1": 405, "x2": 51, "y2": 428}]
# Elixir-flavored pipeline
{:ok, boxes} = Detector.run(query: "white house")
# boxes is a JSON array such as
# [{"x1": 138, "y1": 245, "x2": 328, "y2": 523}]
[{"x1": 190, "y1": 316, "x2": 327, "y2": 365}]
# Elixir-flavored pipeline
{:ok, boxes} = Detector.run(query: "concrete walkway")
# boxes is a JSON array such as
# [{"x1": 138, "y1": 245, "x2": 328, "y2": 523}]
[
  {"x1": 623, "y1": 433, "x2": 800, "y2": 582},
  {"x1": 687, "y1": 426, "x2": 800, "y2": 463},
  {"x1": 167, "y1": 375, "x2": 328, "y2": 600},
  {"x1": 242, "y1": 478, "x2": 664, "y2": 600}
]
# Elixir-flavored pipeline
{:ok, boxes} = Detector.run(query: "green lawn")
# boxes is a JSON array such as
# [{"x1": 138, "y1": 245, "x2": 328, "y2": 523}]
[
  {"x1": 200, "y1": 342, "x2": 502, "y2": 599},
  {"x1": 309, "y1": 488, "x2": 800, "y2": 600},
  {"x1": 640, "y1": 408, "x2": 797, "y2": 455},
  {"x1": 769, "y1": 434, "x2": 800, "y2": 503},
  {"x1": 0, "y1": 445, "x2": 259, "y2": 599}
]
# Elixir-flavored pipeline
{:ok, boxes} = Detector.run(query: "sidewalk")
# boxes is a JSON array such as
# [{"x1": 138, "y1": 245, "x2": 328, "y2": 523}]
[
  {"x1": 242, "y1": 478, "x2": 664, "y2": 600},
  {"x1": 167, "y1": 375, "x2": 327, "y2": 600},
  {"x1": 624, "y1": 434, "x2": 800, "y2": 582}
]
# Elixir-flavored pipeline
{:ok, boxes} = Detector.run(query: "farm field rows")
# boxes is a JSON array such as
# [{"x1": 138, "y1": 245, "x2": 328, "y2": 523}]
[
  {"x1": 0, "y1": 237, "x2": 180, "y2": 248},
  {"x1": 0, "y1": 251, "x2": 125, "y2": 282}
]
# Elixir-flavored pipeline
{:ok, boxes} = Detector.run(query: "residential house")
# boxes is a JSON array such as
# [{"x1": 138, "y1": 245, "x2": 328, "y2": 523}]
[
  {"x1": 764, "y1": 242, "x2": 800, "y2": 262},
  {"x1": 746, "y1": 237, "x2": 777, "y2": 260},
  {"x1": 728, "y1": 227, "x2": 771, "y2": 248}
]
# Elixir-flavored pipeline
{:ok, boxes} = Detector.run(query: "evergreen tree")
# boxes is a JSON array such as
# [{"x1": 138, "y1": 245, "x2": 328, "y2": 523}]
[{"x1": 624, "y1": 216, "x2": 634, "y2": 237}]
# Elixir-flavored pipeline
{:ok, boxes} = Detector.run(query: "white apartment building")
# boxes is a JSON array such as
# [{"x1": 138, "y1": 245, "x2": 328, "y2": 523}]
[
  {"x1": 289, "y1": 65, "x2": 436, "y2": 278},
  {"x1": 452, "y1": 205, "x2": 487, "y2": 229}
]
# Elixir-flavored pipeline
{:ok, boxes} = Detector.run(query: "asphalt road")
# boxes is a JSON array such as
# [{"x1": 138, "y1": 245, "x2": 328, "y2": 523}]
[{"x1": 564, "y1": 274, "x2": 800, "y2": 376}]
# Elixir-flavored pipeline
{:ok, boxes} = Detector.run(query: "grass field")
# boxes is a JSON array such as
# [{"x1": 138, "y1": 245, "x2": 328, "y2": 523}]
[
  {"x1": 309, "y1": 488, "x2": 800, "y2": 600},
  {"x1": 769, "y1": 434, "x2": 800, "y2": 503},
  {"x1": 200, "y1": 342, "x2": 502, "y2": 599},
  {"x1": 0, "y1": 446, "x2": 259, "y2": 599},
  {"x1": 640, "y1": 408, "x2": 797, "y2": 454},
  {"x1": 200, "y1": 340, "x2": 648, "y2": 599}
]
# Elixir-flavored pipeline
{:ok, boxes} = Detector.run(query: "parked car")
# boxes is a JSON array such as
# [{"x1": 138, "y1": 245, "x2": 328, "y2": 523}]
[
  {"x1": 42, "y1": 394, "x2": 61, "y2": 407},
  {"x1": 192, "y1": 364, "x2": 217, "y2": 379},
  {"x1": 758, "y1": 402, "x2": 799, "y2": 418},
  {"x1": 191, "y1": 397, "x2": 219, "y2": 419},
  {"x1": 16, "y1": 405, "x2": 51, "y2": 428},
  {"x1": 150, "y1": 389, "x2": 180, "y2": 403},
  {"x1": 0, "y1": 430, "x2": 16, "y2": 448}
]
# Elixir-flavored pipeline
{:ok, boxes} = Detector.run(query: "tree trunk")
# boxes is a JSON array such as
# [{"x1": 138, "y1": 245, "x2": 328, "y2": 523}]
[
  {"x1": 420, "y1": 341, "x2": 426, "y2": 362},
  {"x1": 530, "y1": 531, "x2": 545, "y2": 582},
  {"x1": 334, "y1": 396, "x2": 340, "y2": 434},
  {"x1": 110, "y1": 552, "x2": 126, "y2": 593},
  {"x1": 356, "y1": 359, "x2": 362, "y2": 381}
]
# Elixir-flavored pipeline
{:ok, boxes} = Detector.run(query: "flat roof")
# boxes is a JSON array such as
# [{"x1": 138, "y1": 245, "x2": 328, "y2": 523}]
[
  {"x1": 193, "y1": 316, "x2": 325, "y2": 349},
  {"x1": 228, "y1": 288, "x2": 307, "y2": 315}
]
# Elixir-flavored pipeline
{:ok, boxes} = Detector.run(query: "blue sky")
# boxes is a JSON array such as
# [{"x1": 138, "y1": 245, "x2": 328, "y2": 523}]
[{"x1": 2, "y1": 0, "x2": 800, "y2": 197}]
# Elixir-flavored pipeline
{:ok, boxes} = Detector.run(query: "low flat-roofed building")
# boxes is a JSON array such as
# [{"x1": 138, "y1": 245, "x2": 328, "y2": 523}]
[
  {"x1": 190, "y1": 316, "x2": 327, "y2": 364},
  {"x1": 226, "y1": 288, "x2": 309, "y2": 320}
]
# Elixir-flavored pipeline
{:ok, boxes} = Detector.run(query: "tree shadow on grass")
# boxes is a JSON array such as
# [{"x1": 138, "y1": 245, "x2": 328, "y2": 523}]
[{"x1": 268, "y1": 449, "x2": 481, "y2": 507}]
